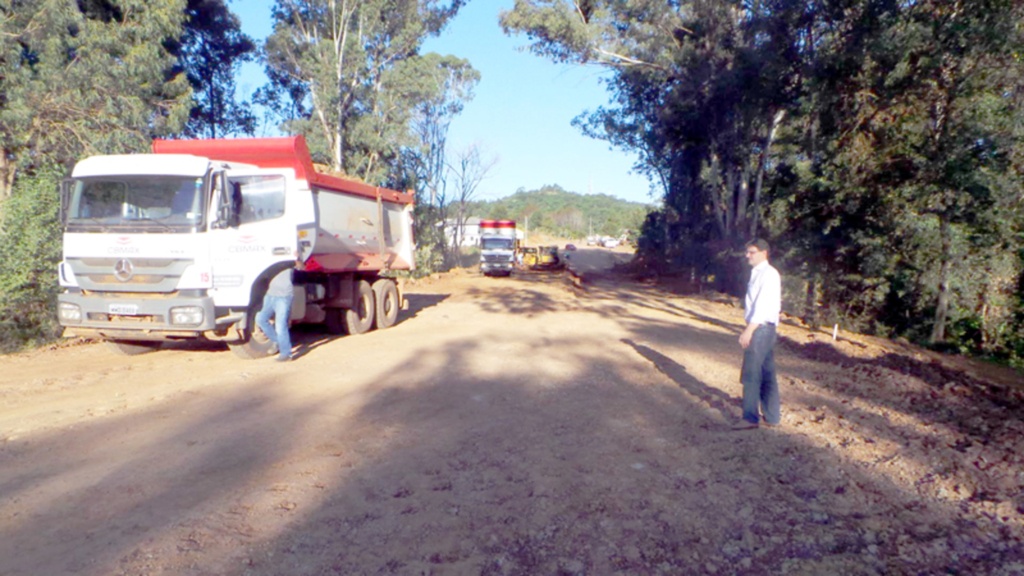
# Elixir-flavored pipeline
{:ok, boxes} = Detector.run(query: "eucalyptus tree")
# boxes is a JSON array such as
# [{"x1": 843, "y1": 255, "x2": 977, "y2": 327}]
[
  {"x1": 351, "y1": 53, "x2": 478, "y2": 185},
  {"x1": 0, "y1": 0, "x2": 192, "y2": 196},
  {"x1": 410, "y1": 53, "x2": 480, "y2": 206},
  {"x1": 404, "y1": 54, "x2": 479, "y2": 264},
  {"x1": 501, "y1": 0, "x2": 813, "y2": 290},
  {"x1": 262, "y1": 0, "x2": 466, "y2": 180},
  {"x1": 168, "y1": 0, "x2": 257, "y2": 139}
]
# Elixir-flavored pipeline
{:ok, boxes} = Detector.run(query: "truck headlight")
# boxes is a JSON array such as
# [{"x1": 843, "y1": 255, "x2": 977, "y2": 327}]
[
  {"x1": 170, "y1": 306, "x2": 204, "y2": 326},
  {"x1": 58, "y1": 302, "x2": 82, "y2": 323}
]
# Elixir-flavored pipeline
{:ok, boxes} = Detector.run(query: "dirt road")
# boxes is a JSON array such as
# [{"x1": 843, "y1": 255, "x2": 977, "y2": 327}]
[{"x1": 2, "y1": 250, "x2": 1023, "y2": 575}]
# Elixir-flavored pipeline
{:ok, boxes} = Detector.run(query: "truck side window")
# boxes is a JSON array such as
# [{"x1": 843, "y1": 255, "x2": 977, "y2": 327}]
[{"x1": 228, "y1": 175, "x2": 286, "y2": 224}]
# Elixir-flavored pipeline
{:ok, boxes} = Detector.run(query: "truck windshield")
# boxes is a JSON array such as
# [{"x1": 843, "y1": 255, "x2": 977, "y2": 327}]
[
  {"x1": 481, "y1": 238, "x2": 513, "y2": 250},
  {"x1": 66, "y1": 176, "x2": 206, "y2": 232}
]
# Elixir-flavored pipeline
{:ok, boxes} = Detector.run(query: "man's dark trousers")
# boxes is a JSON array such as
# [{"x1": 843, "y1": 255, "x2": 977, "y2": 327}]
[{"x1": 740, "y1": 324, "x2": 780, "y2": 425}]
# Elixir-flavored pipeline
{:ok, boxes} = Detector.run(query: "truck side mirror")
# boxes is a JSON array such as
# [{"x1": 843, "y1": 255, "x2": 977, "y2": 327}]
[
  {"x1": 211, "y1": 174, "x2": 241, "y2": 229},
  {"x1": 59, "y1": 179, "x2": 73, "y2": 225},
  {"x1": 228, "y1": 181, "x2": 243, "y2": 228}
]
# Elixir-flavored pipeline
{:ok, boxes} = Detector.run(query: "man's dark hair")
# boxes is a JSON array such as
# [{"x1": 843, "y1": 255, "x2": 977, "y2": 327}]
[{"x1": 746, "y1": 238, "x2": 770, "y2": 253}]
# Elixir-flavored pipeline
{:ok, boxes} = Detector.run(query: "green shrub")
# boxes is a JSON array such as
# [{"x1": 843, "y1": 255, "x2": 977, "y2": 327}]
[{"x1": 0, "y1": 166, "x2": 65, "y2": 352}]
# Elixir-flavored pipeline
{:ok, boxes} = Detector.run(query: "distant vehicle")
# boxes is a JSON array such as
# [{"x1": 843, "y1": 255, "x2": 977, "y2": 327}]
[
  {"x1": 586, "y1": 235, "x2": 598, "y2": 246},
  {"x1": 602, "y1": 238, "x2": 620, "y2": 248},
  {"x1": 479, "y1": 219, "x2": 516, "y2": 276},
  {"x1": 520, "y1": 246, "x2": 539, "y2": 267},
  {"x1": 564, "y1": 244, "x2": 577, "y2": 251},
  {"x1": 536, "y1": 246, "x2": 562, "y2": 269}
]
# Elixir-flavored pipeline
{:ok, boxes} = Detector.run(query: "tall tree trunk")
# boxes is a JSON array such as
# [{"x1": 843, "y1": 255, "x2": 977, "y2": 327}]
[
  {"x1": 930, "y1": 214, "x2": 953, "y2": 344},
  {"x1": 723, "y1": 163, "x2": 736, "y2": 233},
  {"x1": 708, "y1": 153, "x2": 728, "y2": 239},
  {"x1": 978, "y1": 262, "x2": 992, "y2": 351},
  {"x1": 0, "y1": 151, "x2": 15, "y2": 199},
  {"x1": 749, "y1": 110, "x2": 786, "y2": 238},
  {"x1": 803, "y1": 274, "x2": 818, "y2": 328},
  {"x1": 331, "y1": 1, "x2": 357, "y2": 172},
  {"x1": 735, "y1": 163, "x2": 751, "y2": 234},
  {"x1": 333, "y1": 96, "x2": 345, "y2": 171}
]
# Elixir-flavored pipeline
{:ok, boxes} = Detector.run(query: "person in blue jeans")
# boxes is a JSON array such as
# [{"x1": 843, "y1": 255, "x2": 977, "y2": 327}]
[
  {"x1": 256, "y1": 254, "x2": 303, "y2": 362},
  {"x1": 734, "y1": 239, "x2": 782, "y2": 430}
]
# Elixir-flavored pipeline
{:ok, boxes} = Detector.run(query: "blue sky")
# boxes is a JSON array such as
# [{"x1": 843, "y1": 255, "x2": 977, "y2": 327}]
[{"x1": 234, "y1": 0, "x2": 657, "y2": 205}]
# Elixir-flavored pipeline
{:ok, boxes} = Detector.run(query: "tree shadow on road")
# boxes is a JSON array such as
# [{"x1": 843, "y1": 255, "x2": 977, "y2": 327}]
[
  {"x1": 464, "y1": 286, "x2": 569, "y2": 317},
  {"x1": 622, "y1": 338, "x2": 742, "y2": 424},
  {"x1": 399, "y1": 293, "x2": 450, "y2": 323},
  {"x1": 0, "y1": 377, "x2": 318, "y2": 576},
  {"x1": 585, "y1": 282, "x2": 747, "y2": 334},
  {"x1": 3, "y1": 284, "x2": 1022, "y2": 576},
  {"x1": 219, "y1": 331, "x2": 1018, "y2": 575}
]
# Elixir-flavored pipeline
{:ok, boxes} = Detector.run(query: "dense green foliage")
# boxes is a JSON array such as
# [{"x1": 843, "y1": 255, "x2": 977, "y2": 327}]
[
  {"x1": 260, "y1": 0, "x2": 470, "y2": 183},
  {"x1": 0, "y1": 0, "x2": 193, "y2": 195},
  {"x1": 0, "y1": 0, "x2": 199, "y2": 350},
  {"x1": 0, "y1": 166, "x2": 64, "y2": 351},
  {"x1": 468, "y1": 184, "x2": 653, "y2": 239},
  {"x1": 503, "y1": 0, "x2": 1024, "y2": 362},
  {"x1": 259, "y1": 1, "x2": 480, "y2": 275}
]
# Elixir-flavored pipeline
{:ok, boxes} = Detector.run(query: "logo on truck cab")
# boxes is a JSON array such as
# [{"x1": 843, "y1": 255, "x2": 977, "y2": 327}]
[
  {"x1": 228, "y1": 235, "x2": 266, "y2": 253},
  {"x1": 114, "y1": 259, "x2": 134, "y2": 282},
  {"x1": 108, "y1": 236, "x2": 140, "y2": 255}
]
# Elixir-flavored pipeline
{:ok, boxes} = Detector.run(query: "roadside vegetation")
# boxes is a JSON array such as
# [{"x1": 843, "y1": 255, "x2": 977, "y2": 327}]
[
  {"x1": 467, "y1": 184, "x2": 652, "y2": 240},
  {"x1": 503, "y1": 0, "x2": 1024, "y2": 367},
  {"x1": 2, "y1": 0, "x2": 1022, "y2": 368}
]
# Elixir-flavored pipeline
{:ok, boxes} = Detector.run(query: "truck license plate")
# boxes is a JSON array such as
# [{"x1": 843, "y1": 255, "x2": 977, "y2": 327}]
[{"x1": 109, "y1": 304, "x2": 139, "y2": 316}]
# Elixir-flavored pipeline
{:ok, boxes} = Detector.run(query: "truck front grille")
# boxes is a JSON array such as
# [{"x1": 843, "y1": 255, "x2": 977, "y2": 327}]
[
  {"x1": 87, "y1": 313, "x2": 166, "y2": 323},
  {"x1": 67, "y1": 258, "x2": 193, "y2": 293}
]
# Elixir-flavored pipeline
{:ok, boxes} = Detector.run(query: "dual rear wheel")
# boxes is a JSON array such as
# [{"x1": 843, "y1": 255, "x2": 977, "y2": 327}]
[
  {"x1": 324, "y1": 278, "x2": 399, "y2": 335},
  {"x1": 231, "y1": 277, "x2": 400, "y2": 358}
]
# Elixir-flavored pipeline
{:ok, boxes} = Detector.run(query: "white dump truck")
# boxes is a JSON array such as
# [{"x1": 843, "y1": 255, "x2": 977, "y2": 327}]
[
  {"x1": 478, "y1": 219, "x2": 516, "y2": 276},
  {"x1": 56, "y1": 136, "x2": 415, "y2": 358}
]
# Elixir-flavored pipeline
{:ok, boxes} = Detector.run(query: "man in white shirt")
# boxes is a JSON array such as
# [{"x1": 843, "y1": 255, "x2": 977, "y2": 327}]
[{"x1": 735, "y1": 239, "x2": 782, "y2": 430}]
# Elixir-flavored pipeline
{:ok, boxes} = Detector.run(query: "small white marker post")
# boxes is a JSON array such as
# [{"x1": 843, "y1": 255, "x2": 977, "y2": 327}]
[{"x1": 832, "y1": 324, "x2": 839, "y2": 342}]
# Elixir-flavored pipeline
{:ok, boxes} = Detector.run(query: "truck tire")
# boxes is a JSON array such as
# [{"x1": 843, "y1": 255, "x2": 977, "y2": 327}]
[
  {"x1": 229, "y1": 330, "x2": 275, "y2": 359},
  {"x1": 228, "y1": 304, "x2": 276, "y2": 359},
  {"x1": 344, "y1": 280, "x2": 375, "y2": 335},
  {"x1": 105, "y1": 340, "x2": 161, "y2": 356},
  {"x1": 372, "y1": 279, "x2": 399, "y2": 330}
]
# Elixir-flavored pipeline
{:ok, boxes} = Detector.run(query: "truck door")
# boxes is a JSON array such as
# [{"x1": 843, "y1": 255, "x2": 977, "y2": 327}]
[{"x1": 208, "y1": 169, "x2": 298, "y2": 307}]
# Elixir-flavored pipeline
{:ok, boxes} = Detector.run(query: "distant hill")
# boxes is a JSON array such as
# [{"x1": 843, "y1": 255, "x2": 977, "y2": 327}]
[{"x1": 467, "y1": 184, "x2": 654, "y2": 238}]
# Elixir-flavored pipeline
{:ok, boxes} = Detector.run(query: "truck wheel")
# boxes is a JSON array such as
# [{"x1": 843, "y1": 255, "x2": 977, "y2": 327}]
[
  {"x1": 228, "y1": 305, "x2": 276, "y2": 359},
  {"x1": 324, "y1": 308, "x2": 346, "y2": 335},
  {"x1": 228, "y1": 329, "x2": 275, "y2": 359},
  {"x1": 105, "y1": 340, "x2": 161, "y2": 356},
  {"x1": 344, "y1": 280, "x2": 375, "y2": 335},
  {"x1": 372, "y1": 279, "x2": 399, "y2": 329}
]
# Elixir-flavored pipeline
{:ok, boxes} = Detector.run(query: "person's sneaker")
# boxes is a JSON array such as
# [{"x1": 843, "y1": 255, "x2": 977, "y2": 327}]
[
  {"x1": 268, "y1": 344, "x2": 279, "y2": 356},
  {"x1": 275, "y1": 355, "x2": 292, "y2": 362},
  {"x1": 731, "y1": 420, "x2": 759, "y2": 430},
  {"x1": 762, "y1": 420, "x2": 780, "y2": 428}
]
